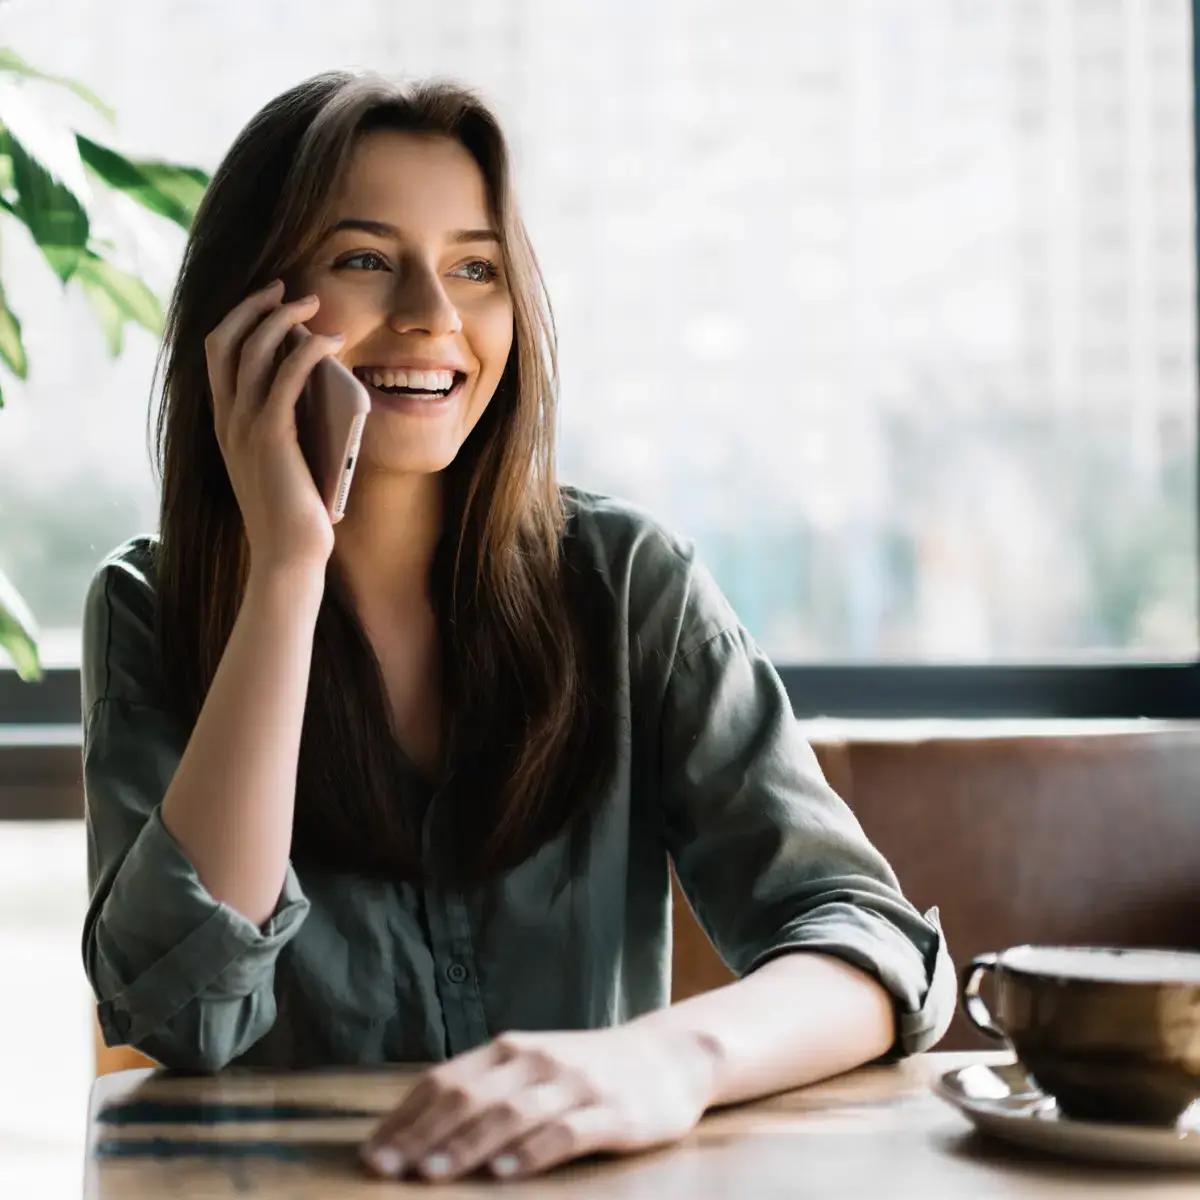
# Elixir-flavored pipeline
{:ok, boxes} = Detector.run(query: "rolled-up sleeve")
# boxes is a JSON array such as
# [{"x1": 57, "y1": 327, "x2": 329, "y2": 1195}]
[
  {"x1": 81, "y1": 545, "x2": 310, "y2": 1071},
  {"x1": 658, "y1": 560, "x2": 955, "y2": 1058}
]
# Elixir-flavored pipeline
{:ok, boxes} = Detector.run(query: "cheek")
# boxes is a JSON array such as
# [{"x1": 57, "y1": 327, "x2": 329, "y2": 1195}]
[
  {"x1": 306, "y1": 294, "x2": 370, "y2": 339},
  {"x1": 290, "y1": 271, "x2": 383, "y2": 338},
  {"x1": 468, "y1": 300, "x2": 515, "y2": 379}
]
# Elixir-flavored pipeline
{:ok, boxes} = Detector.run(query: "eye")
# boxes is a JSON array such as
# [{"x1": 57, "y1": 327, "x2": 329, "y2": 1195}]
[
  {"x1": 453, "y1": 259, "x2": 500, "y2": 284},
  {"x1": 335, "y1": 250, "x2": 391, "y2": 272}
]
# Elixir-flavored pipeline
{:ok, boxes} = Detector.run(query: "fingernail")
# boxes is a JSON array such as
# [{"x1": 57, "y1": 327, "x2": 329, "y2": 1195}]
[
  {"x1": 299, "y1": 293, "x2": 318, "y2": 304},
  {"x1": 328, "y1": 332, "x2": 346, "y2": 342},
  {"x1": 265, "y1": 278, "x2": 283, "y2": 291},
  {"x1": 491, "y1": 1154, "x2": 520, "y2": 1177},
  {"x1": 364, "y1": 1146, "x2": 404, "y2": 1176},
  {"x1": 423, "y1": 1152, "x2": 453, "y2": 1177}
]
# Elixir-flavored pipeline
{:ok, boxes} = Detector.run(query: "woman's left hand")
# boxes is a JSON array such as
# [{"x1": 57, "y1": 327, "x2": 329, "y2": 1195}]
[{"x1": 359, "y1": 1023, "x2": 720, "y2": 1182}]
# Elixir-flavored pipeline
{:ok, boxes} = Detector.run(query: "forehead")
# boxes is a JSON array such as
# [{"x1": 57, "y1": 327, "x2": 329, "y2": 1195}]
[{"x1": 331, "y1": 130, "x2": 493, "y2": 233}]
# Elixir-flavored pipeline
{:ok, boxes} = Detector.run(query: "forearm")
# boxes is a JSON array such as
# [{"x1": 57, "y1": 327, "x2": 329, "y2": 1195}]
[
  {"x1": 633, "y1": 951, "x2": 896, "y2": 1110},
  {"x1": 161, "y1": 564, "x2": 325, "y2": 926}
]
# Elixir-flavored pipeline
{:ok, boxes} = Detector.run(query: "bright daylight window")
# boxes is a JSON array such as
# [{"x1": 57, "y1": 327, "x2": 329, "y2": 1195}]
[{"x1": 0, "y1": 0, "x2": 1195, "y2": 671}]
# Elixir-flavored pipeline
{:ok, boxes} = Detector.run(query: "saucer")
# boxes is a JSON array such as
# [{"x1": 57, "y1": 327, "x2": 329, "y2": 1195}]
[{"x1": 935, "y1": 1060, "x2": 1200, "y2": 1167}]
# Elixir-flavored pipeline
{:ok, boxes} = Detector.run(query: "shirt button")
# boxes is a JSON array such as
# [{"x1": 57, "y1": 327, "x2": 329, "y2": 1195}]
[{"x1": 445, "y1": 962, "x2": 469, "y2": 985}]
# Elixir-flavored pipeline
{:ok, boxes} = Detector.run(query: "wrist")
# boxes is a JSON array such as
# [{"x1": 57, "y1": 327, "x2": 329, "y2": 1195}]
[
  {"x1": 634, "y1": 1018, "x2": 726, "y2": 1112},
  {"x1": 678, "y1": 1027, "x2": 726, "y2": 1111},
  {"x1": 244, "y1": 559, "x2": 327, "y2": 615}
]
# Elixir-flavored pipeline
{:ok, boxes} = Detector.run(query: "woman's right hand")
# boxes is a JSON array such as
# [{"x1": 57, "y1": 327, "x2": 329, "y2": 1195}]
[{"x1": 205, "y1": 279, "x2": 345, "y2": 576}]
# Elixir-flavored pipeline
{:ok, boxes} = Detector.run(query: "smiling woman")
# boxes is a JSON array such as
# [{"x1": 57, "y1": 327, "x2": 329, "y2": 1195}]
[
  {"x1": 79, "y1": 71, "x2": 952, "y2": 1184},
  {"x1": 151, "y1": 76, "x2": 605, "y2": 878}
]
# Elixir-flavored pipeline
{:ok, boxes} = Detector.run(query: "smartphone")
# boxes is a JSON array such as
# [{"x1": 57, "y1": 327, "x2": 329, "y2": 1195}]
[{"x1": 291, "y1": 326, "x2": 371, "y2": 524}]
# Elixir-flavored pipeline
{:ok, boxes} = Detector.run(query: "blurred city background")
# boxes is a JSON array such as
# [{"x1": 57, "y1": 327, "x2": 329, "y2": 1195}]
[{"x1": 0, "y1": 0, "x2": 1196, "y2": 670}]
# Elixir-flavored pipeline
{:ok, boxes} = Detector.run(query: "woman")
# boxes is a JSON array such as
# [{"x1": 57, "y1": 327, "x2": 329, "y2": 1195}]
[{"x1": 82, "y1": 71, "x2": 953, "y2": 1183}]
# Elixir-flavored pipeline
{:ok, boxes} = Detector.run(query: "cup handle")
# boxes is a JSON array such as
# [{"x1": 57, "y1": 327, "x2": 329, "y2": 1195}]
[{"x1": 960, "y1": 952, "x2": 1006, "y2": 1041}]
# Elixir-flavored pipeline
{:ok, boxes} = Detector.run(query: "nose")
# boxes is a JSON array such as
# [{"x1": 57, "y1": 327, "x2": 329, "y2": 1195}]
[{"x1": 387, "y1": 261, "x2": 462, "y2": 338}]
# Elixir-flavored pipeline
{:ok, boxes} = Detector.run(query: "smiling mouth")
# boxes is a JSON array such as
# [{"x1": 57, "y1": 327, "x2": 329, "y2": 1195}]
[{"x1": 352, "y1": 367, "x2": 467, "y2": 400}]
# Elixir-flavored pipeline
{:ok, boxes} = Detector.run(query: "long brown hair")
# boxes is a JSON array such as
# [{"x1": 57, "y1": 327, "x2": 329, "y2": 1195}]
[{"x1": 154, "y1": 72, "x2": 616, "y2": 886}]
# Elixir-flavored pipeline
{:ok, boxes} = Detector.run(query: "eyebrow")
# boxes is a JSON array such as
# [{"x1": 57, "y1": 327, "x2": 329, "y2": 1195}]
[{"x1": 325, "y1": 218, "x2": 500, "y2": 245}]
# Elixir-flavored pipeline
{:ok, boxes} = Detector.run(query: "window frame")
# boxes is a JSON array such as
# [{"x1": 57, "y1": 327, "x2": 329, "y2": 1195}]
[
  {"x1": 3, "y1": 662, "x2": 1199, "y2": 728},
  {"x1": 2, "y1": 4, "x2": 1200, "y2": 728}
]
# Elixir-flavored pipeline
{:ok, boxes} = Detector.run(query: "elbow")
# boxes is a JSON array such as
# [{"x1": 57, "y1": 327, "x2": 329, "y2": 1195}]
[
  {"x1": 90, "y1": 972, "x2": 274, "y2": 1075},
  {"x1": 136, "y1": 1029, "x2": 240, "y2": 1075},
  {"x1": 120, "y1": 998, "x2": 272, "y2": 1074},
  {"x1": 82, "y1": 876, "x2": 296, "y2": 1073},
  {"x1": 89, "y1": 995, "x2": 226, "y2": 1074}
]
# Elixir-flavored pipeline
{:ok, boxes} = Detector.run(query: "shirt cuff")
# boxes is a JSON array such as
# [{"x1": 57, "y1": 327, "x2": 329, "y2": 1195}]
[
  {"x1": 94, "y1": 806, "x2": 310, "y2": 1049},
  {"x1": 893, "y1": 907, "x2": 955, "y2": 1056},
  {"x1": 740, "y1": 904, "x2": 955, "y2": 1059}
]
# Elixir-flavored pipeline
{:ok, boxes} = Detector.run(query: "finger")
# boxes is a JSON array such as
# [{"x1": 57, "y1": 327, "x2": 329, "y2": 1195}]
[
  {"x1": 365, "y1": 1060, "x2": 533, "y2": 1178},
  {"x1": 420, "y1": 1080, "x2": 580, "y2": 1182},
  {"x1": 362, "y1": 1054, "x2": 532, "y2": 1179},
  {"x1": 489, "y1": 1103, "x2": 617, "y2": 1180},
  {"x1": 366, "y1": 1039, "x2": 511, "y2": 1148},
  {"x1": 204, "y1": 279, "x2": 284, "y2": 415},
  {"x1": 231, "y1": 294, "x2": 320, "y2": 424},
  {"x1": 259, "y1": 332, "x2": 346, "y2": 431}
]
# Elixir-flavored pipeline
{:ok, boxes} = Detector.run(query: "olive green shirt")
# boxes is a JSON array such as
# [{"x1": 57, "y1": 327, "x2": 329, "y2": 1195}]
[{"x1": 81, "y1": 487, "x2": 954, "y2": 1073}]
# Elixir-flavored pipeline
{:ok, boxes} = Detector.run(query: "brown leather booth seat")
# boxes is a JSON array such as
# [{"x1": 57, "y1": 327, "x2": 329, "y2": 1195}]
[{"x1": 669, "y1": 727, "x2": 1200, "y2": 1050}]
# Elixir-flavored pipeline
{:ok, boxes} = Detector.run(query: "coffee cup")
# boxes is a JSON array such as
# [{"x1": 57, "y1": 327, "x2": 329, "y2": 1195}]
[{"x1": 960, "y1": 945, "x2": 1200, "y2": 1125}]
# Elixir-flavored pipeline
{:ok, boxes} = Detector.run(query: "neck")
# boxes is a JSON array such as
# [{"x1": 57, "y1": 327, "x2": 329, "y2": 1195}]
[{"x1": 332, "y1": 469, "x2": 445, "y2": 614}]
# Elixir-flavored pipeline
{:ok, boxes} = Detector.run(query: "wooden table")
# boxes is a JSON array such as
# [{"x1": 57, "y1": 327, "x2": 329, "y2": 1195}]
[{"x1": 84, "y1": 1051, "x2": 1197, "y2": 1197}]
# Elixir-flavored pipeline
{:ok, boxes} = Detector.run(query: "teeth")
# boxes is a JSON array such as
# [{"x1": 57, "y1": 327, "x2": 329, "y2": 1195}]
[{"x1": 361, "y1": 368, "x2": 456, "y2": 392}]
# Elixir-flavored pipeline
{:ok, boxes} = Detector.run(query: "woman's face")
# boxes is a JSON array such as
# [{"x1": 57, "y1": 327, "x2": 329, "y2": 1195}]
[{"x1": 294, "y1": 131, "x2": 514, "y2": 478}]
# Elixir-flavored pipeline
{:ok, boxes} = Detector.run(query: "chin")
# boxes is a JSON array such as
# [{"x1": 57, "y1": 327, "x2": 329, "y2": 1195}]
[{"x1": 360, "y1": 442, "x2": 465, "y2": 479}]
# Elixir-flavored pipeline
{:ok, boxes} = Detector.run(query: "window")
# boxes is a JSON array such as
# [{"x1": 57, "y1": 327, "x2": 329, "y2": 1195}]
[{"x1": 1, "y1": 0, "x2": 1197, "y2": 718}]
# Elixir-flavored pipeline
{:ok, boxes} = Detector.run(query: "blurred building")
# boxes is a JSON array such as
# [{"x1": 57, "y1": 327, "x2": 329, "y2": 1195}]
[{"x1": 0, "y1": 0, "x2": 1195, "y2": 662}]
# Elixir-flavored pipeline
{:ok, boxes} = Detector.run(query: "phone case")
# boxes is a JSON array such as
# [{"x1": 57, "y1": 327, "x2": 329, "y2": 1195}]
[{"x1": 294, "y1": 333, "x2": 371, "y2": 523}]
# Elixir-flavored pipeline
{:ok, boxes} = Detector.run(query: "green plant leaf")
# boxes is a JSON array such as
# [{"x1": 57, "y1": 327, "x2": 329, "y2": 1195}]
[
  {"x1": 0, "y1": 279, "x2": 25, "y2": 377},
  {"x1": 0, "y1": 74, "x2": 91, "y2": 200},
  {"x1": 2, "y1": 129, "x2": 89, "y2": 280},
  {"x1": 0, "y1": 566, "x2": 41, "y2": 682},
  {"x1": 75, "y1": 249, "x2": 163, "y2": 342},
  {"x1": 0, "y1": 49, "x2": 114, "y2": 121},
  {"x1": 78, "y1": 266, "x2": 124, "y2": 355},
  {"x1": 0, "y1": 70, "x2": 92, "y2": 280},
  {"x1": 136, "y1": 160, "x2": 208, "y2": 218},
  {"x1": 77, "y1": 134, "x2": 208, "y2": 230}
]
